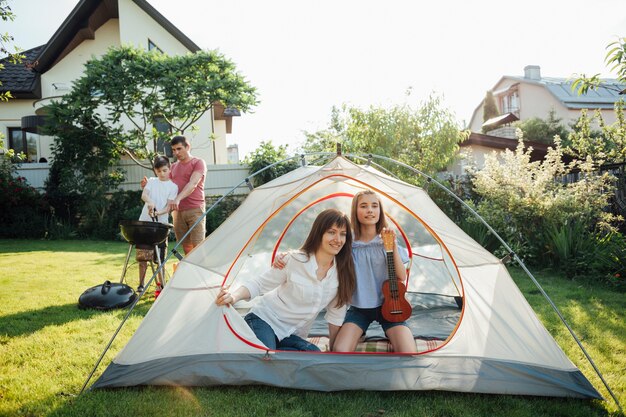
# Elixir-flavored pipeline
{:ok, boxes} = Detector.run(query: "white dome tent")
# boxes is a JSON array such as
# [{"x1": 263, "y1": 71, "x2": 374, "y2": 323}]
[{"x1": 82, "y1": 150, "x2": 620, "y2": 406}]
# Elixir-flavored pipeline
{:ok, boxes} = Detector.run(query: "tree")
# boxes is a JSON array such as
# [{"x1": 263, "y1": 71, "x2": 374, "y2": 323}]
[
  {"x1": 569, "y1": 36, "x2": 626, "y2": 165},
  {"x1": 514, "y1": 108, "x2": 569, "y2": 145},
  {"x1": 46, "y1": 46, "x2": 258, "y2": 169},
  {"x1": 43, "y1": 46, "x2": 258, "y2": 237},
  {"x1": 244, "y1": 141, "x2": 298, "y2": 187},
  {"x1": 303, "y1": 94, "x2": 468, "y2": 178},
  {"x1": 573, "y1": 36, "x2": 626, "y2": 95},
  {"x1": 0, "y1": 0, "x2": 24, "y2": 102},
  {"x1": 481, "y1": 90, "x2": 499, "y2": 133},
  {"x1": 564, "y1": 103, "x2": 626, "y2": 166},
  {"x1": 44, "y1": 95, "x2": 126, "y2": 236}
]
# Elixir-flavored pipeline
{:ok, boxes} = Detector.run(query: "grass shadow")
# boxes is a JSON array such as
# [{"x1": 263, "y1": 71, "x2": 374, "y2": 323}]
[{"x1": 0, "y1": 301, "x2": 152, "y2": 339}]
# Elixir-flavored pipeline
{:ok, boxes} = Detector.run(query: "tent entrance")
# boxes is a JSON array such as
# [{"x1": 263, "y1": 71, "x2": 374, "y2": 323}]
[{"x1": 221, "y1": 180, "x2": 465, "y2": 354}]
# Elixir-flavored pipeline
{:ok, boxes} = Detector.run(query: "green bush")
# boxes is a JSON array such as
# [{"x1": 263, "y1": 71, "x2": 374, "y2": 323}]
[
  {"x1": 544, "y1": 220, "x2": 626, "y2": 288},
  {"x1": 585, "y1": 231, "x2": 625, "y2": 288},
  {"x1": 205, "y1": 195, "x2": 245, "y2": 235},
  {"x1": 514, "y1": 109, "x2": 569, "y2": 145},
  {"x1": 0, "y1": 151, "x2": 50, "y2": 238},
  {"x1": 470, "y1": 134, "x2": 618, "y2": 265},
  {"x1": 68, "y1": 190, "x2": 245, "y2": 241},
  {"x1": 244, "y1": 141, "x2": 298, "y2": 187},
  {"x1": 44, "y1": 215, "x2": 78, "y2": 240},
  {"x1": 544, "y1": 220, "x2": 587, "y2": 266},
  {"x1": 43, "y1": 162, "x2": 83, "y2": 232},
  {"x1": 79, "y1": 190, "x2": 142, "y2": 240}
]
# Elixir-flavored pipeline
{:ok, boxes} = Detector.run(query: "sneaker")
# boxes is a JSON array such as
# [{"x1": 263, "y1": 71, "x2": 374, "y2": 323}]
[
  {"x1": 137, "y1": 285, "x2": 144, "y2": 293},
  {"x1": 154, "y1": 285, "x2": 162, "y2": 299}
]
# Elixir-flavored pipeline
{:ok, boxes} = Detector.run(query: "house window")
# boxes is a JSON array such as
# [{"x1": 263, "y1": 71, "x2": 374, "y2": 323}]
[
  {"x1": 154, "y1": 117, "x2": 172, "y2": 157},
  {"x1": 148, "y1": 39, "x2": 163, "y2": 53},
  {"x1": 499, "y1": 89, "x2": 520, "y2": 116},
  {"x1": 8, "y1": 127, "x2": 38, "y2": 162}
]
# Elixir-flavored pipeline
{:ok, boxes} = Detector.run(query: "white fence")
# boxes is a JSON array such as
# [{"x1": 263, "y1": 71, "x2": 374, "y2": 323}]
[
  {"x1": 16, "y1": 160, "x2": 251, "y2": 196},
  {"x1": 14, "y1": 162, "x2": 50, "y2": 190}
]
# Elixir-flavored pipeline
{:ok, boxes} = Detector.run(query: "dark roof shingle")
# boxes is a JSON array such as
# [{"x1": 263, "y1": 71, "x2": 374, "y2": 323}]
[{"x1": 0, "y1": 45, "x2": 44, "y2": 98}]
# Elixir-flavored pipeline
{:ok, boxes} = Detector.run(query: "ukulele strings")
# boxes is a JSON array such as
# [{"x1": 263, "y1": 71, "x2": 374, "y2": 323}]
[{"x1": 386, "y1": 249, "x2": 399, "y2": 312}]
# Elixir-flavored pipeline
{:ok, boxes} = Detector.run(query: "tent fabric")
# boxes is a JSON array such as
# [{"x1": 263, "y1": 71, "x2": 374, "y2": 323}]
[
  {"x1": 94, "y1": 353, "x2": 598, "y2": 397},
  {"x1": 92, "y1": 156, "x2": 601, "y2": 398}
]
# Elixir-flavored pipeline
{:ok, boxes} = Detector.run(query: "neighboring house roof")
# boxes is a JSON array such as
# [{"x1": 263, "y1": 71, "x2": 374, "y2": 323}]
[
  {"x1": 468, "y1": 66, "x2": 626, "y2": 129},
  {"x1": 482, "y1": 112, "x2": 519, "y2": 128},
  {"x1": 0, "y1": 45, "x2": 44, "y2": 98},
  {"x1": 0, "y1": 0, "x2": 201, "y2": 97},
  {"x1": 499, "y1": 74, "x2": 625, "y2": 110},
  {"x1": 213, "y1": 102, "x2": 241, "y2": 134},
  {"x1": 461, "y1": 132, "x2": 557, "y2": 163}
]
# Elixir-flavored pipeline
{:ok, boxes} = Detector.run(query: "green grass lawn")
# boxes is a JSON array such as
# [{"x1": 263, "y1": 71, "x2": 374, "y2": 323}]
[{"x1": 0, "y1": 239, "x2": 624, "y2": 417}]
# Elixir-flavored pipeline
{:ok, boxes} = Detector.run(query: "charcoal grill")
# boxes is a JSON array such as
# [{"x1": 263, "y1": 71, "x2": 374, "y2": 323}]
[
  {"x1": 118, "y1": 220, "x2": 173, "y2": 287},
  {"x1": 77, "y1": 220, "x2": 173, "y2": 310}
]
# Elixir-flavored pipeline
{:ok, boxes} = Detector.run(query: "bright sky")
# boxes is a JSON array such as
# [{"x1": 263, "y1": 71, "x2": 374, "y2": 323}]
[{"x1": 5, "y1": 0, "x2": 626, "y2": 159}]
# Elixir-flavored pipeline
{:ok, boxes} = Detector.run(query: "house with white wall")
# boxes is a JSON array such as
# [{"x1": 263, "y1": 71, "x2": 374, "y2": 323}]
[
  {"x1": 468, "y1": 65, "x2": 625, "y2": 133},
  {"x1": 448, "y1": 65, "x2": 625, "y2": 176},
  {"x1": 0, "y1": 0, "x2": 239, "y2": 167}
]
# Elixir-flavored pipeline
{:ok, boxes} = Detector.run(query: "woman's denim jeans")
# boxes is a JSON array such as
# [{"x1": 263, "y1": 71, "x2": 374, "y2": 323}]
[{"x1": 244, "y1": 312, "x2": 320, "y2": 351}]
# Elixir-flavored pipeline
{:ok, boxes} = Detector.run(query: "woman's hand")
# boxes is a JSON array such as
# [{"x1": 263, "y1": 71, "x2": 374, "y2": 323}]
[
  {"x1": 215, "y1": 287, "x2": 236, "y2": 306},
  {"x1": 215, "y1": 286, "x2": 251, "y2": 306},
  {"x1": 272, "y1": 252, "x2": 288, "y2": 269}
]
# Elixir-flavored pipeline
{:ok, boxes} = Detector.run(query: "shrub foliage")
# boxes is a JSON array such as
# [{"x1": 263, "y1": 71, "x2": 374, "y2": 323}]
[
  {"x1": 0, "y1": 151, "x2": 48, "y2": 238},
  {"x1": 469, "y1": 130, "x2": 624, "y2": 282}
]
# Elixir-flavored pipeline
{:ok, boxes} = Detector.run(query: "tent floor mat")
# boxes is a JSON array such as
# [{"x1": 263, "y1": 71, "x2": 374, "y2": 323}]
[
  {"x1": 307, "y1": 293, "x2": 462, "y2": 341},
  {"x1": 307, "y1": 336, "x2": 445, "y2": 352}
]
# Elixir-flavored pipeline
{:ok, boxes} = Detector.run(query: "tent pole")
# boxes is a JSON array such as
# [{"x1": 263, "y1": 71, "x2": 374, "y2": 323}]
[
  {"x1": 514, "y1": 255, "x2": 622, "y2": 413},
  {"x1": 358, "y1": 152, "x2": 622, "y2": 413}
]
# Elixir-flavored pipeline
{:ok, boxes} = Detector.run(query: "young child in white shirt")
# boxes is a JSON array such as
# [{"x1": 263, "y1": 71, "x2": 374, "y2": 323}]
[{"x1": 137, "y1": 155, "x2": 178, "y2": 294}]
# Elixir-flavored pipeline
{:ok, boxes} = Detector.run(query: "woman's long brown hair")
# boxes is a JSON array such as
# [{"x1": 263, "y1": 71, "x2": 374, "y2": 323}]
[
  {"x1": 300, "y1": 208, "x2": 356, "y2": 306},
  {"x1": 351, "y1": 190, "x2": 388, "y2": 241}
]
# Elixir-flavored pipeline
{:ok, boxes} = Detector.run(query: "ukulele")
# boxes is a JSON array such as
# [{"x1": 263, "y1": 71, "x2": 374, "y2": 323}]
[{"x1": 380, "y1": 230, "x2": 412, "y2": 322}]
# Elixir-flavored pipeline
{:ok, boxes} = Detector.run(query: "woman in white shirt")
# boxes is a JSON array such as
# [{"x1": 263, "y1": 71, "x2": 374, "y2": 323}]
[{"x1": 216, "y1": 208, "x2": 356, "y2": 351}]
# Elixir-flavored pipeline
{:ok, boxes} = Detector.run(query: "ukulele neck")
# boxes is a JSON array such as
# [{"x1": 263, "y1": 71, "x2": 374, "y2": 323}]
[{"x1": 386, "y1": 249, "x2": 397, "y2": 291}]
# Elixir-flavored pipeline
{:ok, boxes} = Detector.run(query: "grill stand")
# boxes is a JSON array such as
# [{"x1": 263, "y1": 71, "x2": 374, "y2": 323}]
[{"x1": 119, "y1": 243, "x2": 167, "y2": 290}]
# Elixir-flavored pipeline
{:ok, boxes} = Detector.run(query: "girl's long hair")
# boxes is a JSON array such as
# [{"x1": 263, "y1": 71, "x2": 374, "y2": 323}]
[
  {"x1": 351, "y1": 190, "x2": 387, "y2": 241},
  {"x1": 300, "y1": 208, "x2": 355, "y2": 306}
]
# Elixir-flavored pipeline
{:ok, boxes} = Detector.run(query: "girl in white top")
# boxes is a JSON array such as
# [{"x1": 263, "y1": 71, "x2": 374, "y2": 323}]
[{"x1": 216, "y1": 209, "x2": 356, "y2": 351}]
